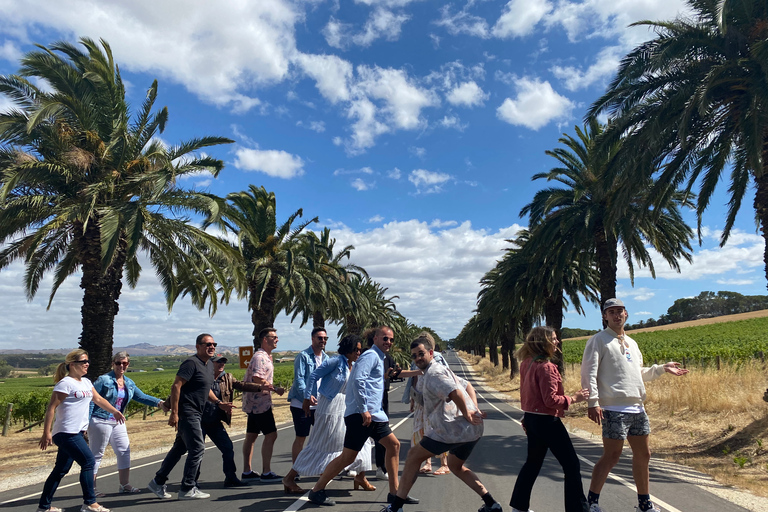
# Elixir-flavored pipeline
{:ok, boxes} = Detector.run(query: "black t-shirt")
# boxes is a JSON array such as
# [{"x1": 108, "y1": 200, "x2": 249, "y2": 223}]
[{"x1": 177, "y1": 354, "x2": 214, "y2": 417}]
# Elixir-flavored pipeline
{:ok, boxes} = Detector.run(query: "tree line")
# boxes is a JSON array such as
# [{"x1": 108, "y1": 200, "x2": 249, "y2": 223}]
[
  {"x1": 454, "y1": 0, "x2": 768, "y2": 378},
  {"x1": 0, "y1": 38, "x2": 438, "y2": 379}
]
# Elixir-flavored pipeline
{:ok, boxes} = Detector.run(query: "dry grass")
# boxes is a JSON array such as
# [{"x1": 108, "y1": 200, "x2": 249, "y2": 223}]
[
  {"x1": 0, "y1": 398, "x2": 292, "y2": 492},
  {"x1": 459, "y1": 351, "x2": 768, "y2": 497}
]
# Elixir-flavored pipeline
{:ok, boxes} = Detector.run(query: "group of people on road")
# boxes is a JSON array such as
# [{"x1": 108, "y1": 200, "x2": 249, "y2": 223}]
[{"x1": 36, "y1": 298, "x2": 688, "y2": 512}]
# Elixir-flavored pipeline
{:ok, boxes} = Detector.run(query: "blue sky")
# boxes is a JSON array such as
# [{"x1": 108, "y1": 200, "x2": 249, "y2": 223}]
[{"x1": 1, "y1": 0, "x2": 765, "y2": 353}]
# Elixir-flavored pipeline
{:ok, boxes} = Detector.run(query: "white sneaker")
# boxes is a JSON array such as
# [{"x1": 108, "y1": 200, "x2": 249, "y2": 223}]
[
  {"x1": 80, "y1": 505, "x2": 109, "y2": 512},
  {"x1": 635, "y1": 507, "x2": 661, "y2": 512},
  {"x1": 511, "y1": 508, "x2": 533, "y2": 512},
  {"x1": 146, "y1": 479, "x2": 171, "y2": 499},
  {"x1": 178, "y1": 487, "x2": 210, "y2": 500},
  {"x1": 589, "y1": 505, "x2": 603, "y2": 512},
  {"x1": 375, "y1": 468, "x2": 388, "y2": 480}
]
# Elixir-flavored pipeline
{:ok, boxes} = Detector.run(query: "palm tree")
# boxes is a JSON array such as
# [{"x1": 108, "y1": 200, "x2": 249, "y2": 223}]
[
  {"x1": 0, "y1": 38, "x2": 234, "y2": 377},
  {"x1": 339, "y1": 276, "x2": 401, "y2": 337},
  {"x1": 204, "y1": 185, "x2": 318, "y2": 345},
  {"x1": 588, "y1": 0, "x2": 768, "y2": 288},
  {"x1": 289, "y1": 227, "x2": 367, "y2": 329},
  {"x1": 520, "y1": 119, "x2": 694, "y2": 310}
]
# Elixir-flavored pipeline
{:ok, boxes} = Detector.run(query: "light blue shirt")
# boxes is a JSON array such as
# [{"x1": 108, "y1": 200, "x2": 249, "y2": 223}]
[
  {"x1": 344, "y1": 345, "x2": 387, "y2": 422},
  {"x1": 306, "y1": 354, "x2": 350, "y2": 401},
  {"x1": 287, "y1": 346, "x2": 328, "y2": 403}
]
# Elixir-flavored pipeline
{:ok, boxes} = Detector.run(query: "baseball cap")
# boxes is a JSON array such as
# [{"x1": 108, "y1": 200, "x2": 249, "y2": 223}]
[
  {"x1": 602, "y1": 298, "x2": 625, "y2": 311},
  {"x1": 211, "y1": 355, "x2": 228, "y2": 363}
]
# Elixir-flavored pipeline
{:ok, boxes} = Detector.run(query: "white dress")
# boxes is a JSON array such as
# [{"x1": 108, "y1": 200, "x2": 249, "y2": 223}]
[{"x1": 292, "y1": 373, "x2": 373, "y2": 475}]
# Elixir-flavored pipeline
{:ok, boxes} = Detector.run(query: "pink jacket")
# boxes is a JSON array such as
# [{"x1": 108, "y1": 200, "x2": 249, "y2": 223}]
[{"x1": 519, "y1": 358, "x2": 572, "y2": 417}]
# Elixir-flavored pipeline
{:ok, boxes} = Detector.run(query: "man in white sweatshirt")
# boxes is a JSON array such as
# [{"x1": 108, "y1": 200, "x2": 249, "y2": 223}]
[{"x1": 581, "y1": 298, "x2": 688, "y2": 512}]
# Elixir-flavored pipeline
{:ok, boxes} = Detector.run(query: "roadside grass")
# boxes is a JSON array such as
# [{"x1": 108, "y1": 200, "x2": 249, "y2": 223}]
[{"x1": 458, "y1": 351, "x2": 768, "y2": 498}]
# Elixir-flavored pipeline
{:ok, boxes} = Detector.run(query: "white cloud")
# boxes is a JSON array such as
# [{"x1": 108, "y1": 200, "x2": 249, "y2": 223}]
[
  {"x1": 368, "y1": 215, "x2": 385, "y2": 223},
  {"x1": 351, "y1": 178, "x2": 374, "y2": 191},
  {"x1": 551, "y1": 46, "x2": 622, "y2": 91},
  {"x1": 716, "y1": 278, "x2": 755, "y2": 286},
  {"x1": 1, "y1": 1, "x2": 300, "y2": 110},
  {"x1": 434, "y1": 5, "x2": 490, "y2": 38},
  {"x1": 233, "y1": 148, "x2": 305, "y2": 179},
  {"x1": 440, "y1": 115, "x2": 467, "y2": 131},
  {"x1": 387, "y1": 167, "x2": 402, "y2": 179},
  {"x1": 496, "y1": 77, "x2": 574, "y2": 130},
  {"x1": 491, "y1": 0, "x2": 551, "y2": 39},
  {"x1": 333, "y1": 167, "x2": 375, "y2": 176},
  {"x1": 446, "y1": 81, "x2": 488, "y2": 107},
  {"x1": 356, "y1": 65, "x2": 439, "y2": 130},
  {"x1": 430, "y1": 219, "x2": 458, "y2": 228},
  {"x1": 408, "y1": 168, "x2": 452, "y2": 193},
  {"x1": 0, "y1": 40, "x2": 22, "y2": 62},
  {"x1": 322, "y1": 17, "x2": 350, "y2": 49},
  {"x1": 295, "y1": 53, "x2": 353, "y2": 104},
  {"x1": 410, "y1": 146, "x2": 426, "y2": 158},
  {"x1": 354, "y1": 8, "x2": 411, "y2": 46},
  {"x1": 296, "y1": 120, "x2": 326, "y2": 132}
]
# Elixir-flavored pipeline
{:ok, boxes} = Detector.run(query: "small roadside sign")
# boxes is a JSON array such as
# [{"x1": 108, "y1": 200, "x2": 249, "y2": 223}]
[{"x1": 239, "y1": 346, "x2": 252, "y2": 369}]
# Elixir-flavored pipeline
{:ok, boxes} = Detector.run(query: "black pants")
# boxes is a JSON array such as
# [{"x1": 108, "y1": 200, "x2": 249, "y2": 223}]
[
  {"x1": 510, "y1": 413, "x2": 588, "y2": 512},
  {"x1": 197, "y1": 420, "x2": 236, "y2": 481},
  {"x1": 375, "y1": 390, "x2": 389, "y2": 470},
  {"x1": 154, "y1": 414, "x2": 205, "y2": 491}
]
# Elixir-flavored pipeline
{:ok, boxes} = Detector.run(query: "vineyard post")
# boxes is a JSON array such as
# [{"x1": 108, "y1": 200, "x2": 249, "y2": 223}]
[
  {"x1": 2, "y1": 403, "x2": 12, "y2": 436},
  {"x1": 143, "y1": 405, "x2": 148, "y2": 420},
  {"x1": 716, "y1": 356, "x2": 721, "y2": 370}
]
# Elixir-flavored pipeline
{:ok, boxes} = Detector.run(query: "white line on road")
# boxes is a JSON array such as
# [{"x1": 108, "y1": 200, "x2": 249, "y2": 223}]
[{"x1": 452, "y1": 354, "x2": 682, "y2": 512}]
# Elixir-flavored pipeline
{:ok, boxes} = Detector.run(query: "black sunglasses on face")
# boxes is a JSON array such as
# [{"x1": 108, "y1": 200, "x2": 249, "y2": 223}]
[
  {"x1": 72, "y1": 360, "x2": 90, "y2": 365},
  {"x1": 381, "y1": 336, "x2": 394, "y2": 342},
  {"x1": 114, "y1": 361, "x2": 129, "y2": 366},
  {"x1": 203, "y1": 342, "x2": 217, "y2": 347},
  {"x1": 316, "y1": 336, "x2": 329, "y2": 341}
]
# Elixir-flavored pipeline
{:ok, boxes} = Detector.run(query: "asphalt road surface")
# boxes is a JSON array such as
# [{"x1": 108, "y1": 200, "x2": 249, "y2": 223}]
[{"x1": 1, "y1": 351, "x2": 750, "y2": 512}]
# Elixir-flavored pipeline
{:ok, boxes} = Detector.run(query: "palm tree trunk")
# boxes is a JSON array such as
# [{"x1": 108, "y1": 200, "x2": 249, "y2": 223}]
[
  {"x1": 508, "y1": 326, "x2": 519, "y2": 379},
  {"x1": 345, "y1": 314, "x2": 361, "y2": 335},
  {"x1": 313, "y1": 310, "x2": 326, "y2": 329},
  {"x1": 544, "y1": 290, "x2": 565, "y2": 376},
  {"x1": 77, "y1": 222, "x2": 125, "y2": 379},
  {"x1": 594, "y1": 215, "x2": 617, "y2": 327},
  {"x1": 500, "y1": 326, "x2": 512, "y2": 370},
  {"x1": 250, "y1": 277, "x2": 280, "y2": 346},
  {"x1": 755, "y1": 154, "x2": 768, "y2": 290},
  {"x1": 488, "y1": 337, "x2": 499, "y2": 366}
]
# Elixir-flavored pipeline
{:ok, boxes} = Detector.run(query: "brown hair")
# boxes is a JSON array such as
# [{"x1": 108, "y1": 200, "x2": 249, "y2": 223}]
[
  {"x1": 54, "y1": 349, "x2": 89, "y2": 383},
  {"x1": 515, "y1": 326, "x2": 557, "y2": 362}
]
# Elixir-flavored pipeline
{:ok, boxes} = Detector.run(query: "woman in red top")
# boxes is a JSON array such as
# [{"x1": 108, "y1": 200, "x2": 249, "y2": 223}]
[{"x1": 510, "y1": 326, "x2": 590, "y2": 512}]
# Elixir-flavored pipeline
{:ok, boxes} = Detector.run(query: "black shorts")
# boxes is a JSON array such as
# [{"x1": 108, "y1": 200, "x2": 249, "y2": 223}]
[
  {"x1": 420, "y1": 436, "x2": 479, "y2": 461},
  {"x1": 290, "y1": 406, "x2": 315, "y2": 437},
  {"x1": 246, "y1": 408, "x2": 277, "y2": 435},
  {"x1": 343, "y1": 414, "x2": 392, "y2": 452}
]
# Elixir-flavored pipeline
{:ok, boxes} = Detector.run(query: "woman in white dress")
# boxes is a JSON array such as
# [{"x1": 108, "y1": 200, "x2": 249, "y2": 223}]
[{"x1": 282, "y1": 334, "x2": 374, "y2": 494}]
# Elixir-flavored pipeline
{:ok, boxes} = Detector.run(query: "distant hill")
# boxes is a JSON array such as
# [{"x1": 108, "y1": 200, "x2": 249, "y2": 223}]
[{"x1": 0, "y1": 342, "x2": 243, "y2": 356}]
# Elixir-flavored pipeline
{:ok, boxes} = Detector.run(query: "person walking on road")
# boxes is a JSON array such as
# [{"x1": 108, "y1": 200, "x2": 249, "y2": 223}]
[
  {"x1": 241, "y1": 327, "x2": 285, "y2": 482},
  {"x1": 285, "y1": 327, "x2": 328, "y2": 468},
  {"x1": 198, "y1": 355, "x2": 262, "y2": 487},
  {"x1": 582, "y1": 298, "x2": 689, "y2": 512},
  {"x1": 38, "y1": 349, "x2": 125, "y2": 512},
  {"x1": 147, "y1": 334, "x2": 233, "y2": 500},
  {"x1": 382, "y1": 335, "x2": 501, "y2": 512},
  {"x1": 306, "y1": 326, "x2": 418, "y2": 507},
  {"x1": 509, "y1": 327, "x2": 590, "y2": 512},
  {"x1": 88, "y1": 351, "x2": 167, "y2": 496},
  {"x1": 282, "y1": 334, "x2": 374, "y2": 494}
]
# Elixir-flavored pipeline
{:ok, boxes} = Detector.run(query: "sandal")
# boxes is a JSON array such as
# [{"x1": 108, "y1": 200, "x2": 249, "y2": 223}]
[
  {"x1": 118, "y1": 484, "x2": 141, "y2": 494},
  {"x1": 93, "y1": 490, "x2": 106, "y2": 498},
  {"x1": 433, "y1": 466, "x2": 450, "y2": 475}
]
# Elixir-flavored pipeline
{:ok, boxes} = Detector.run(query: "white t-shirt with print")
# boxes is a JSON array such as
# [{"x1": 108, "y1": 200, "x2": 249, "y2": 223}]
[
  {"x1": 421, "y1": 362, "x2": 482, "y2": 444},
  {"x1": 52, "y1": 376, "x2": 94, "y2": 435}
]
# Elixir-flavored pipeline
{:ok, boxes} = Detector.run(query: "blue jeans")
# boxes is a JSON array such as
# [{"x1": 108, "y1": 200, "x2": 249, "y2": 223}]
[
  {"x1": 39, "y1": 432, "x2": 96, "y2": 508},
  {"x1": 154, "y1": 414, "x2": 205, "y2": 491}
]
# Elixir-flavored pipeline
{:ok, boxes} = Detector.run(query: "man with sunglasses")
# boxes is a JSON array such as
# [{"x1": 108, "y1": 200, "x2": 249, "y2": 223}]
[
  {"x1": 581, "y1": 299, "x2": 689, "y2": 512},
  {"x1": 148, "y1": 334, "x2": 234, "y2": 500},
  {"x1": 283, "y1": 328, "x2": 329, "y2": 485},
  {"x1": 307, "y1": 326, "x2": 419, "y2": 507}
]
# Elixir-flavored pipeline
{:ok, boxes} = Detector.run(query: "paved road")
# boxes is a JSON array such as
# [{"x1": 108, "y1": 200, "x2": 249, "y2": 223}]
[{"x1": 1, "y1": 352, "x2": 749, "y2": 512}]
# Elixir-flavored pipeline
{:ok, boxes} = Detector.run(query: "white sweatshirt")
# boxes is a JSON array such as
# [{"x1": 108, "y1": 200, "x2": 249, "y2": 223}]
[{"x1": 581, "y1": 327, "x2": 665, "y2": 408}]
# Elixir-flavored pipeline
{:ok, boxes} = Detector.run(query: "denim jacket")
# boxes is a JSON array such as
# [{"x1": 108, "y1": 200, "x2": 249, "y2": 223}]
[
  {"x1": 306, "y1": 354, "x2": 351, "y2": 401},
  {"x1": 286, "y1": 346, "x2": 328, "y2": 403},
  {"x1": 90, "y1": 371, "x2": 162, "y2": 420}
]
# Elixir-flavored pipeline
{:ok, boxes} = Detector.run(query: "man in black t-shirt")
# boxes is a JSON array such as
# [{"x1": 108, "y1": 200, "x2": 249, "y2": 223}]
[{"x1": 148, "y1": 334, "x2": 233, "y2": 500}]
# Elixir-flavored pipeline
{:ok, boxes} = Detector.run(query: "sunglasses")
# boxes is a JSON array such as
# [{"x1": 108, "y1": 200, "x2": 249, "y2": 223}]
[
  {"x1": 381, "y1": 336, "x2": 394, "y2": 342},
  {"x1": 203, "y1": 342, "x2": 217, "y2": 347},
  {"x1": 316, "y1": 336, "x2": 329, "y2": 341},
  {"x1": 72, "y1": 360, "x2": 90, "y2": 365},
  {"x1": 411, "y1": 351, "x2": 427, "y2": 360},
  {"x1": 114, "y1": 361, "x2": 129, "y2": 367}
]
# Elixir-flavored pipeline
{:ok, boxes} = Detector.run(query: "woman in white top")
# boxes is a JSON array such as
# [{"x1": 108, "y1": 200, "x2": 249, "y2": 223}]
[{"x1": 38, "y1": 350, "x2": 125, "y2": 512}]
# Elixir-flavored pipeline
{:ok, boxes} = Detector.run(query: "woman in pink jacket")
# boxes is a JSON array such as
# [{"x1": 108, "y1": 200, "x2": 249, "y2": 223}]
[{"x1": 510, "y1": 327, "x2": 590, "y2": 512}]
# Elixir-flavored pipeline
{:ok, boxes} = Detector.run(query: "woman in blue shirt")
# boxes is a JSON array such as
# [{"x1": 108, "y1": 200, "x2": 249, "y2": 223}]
[
  {"x1": 281, "y1": 334, "x2": 374, "y2": 494},
  {"x1": 88, "y1": 352, "x2": 167, "y2": 495}
]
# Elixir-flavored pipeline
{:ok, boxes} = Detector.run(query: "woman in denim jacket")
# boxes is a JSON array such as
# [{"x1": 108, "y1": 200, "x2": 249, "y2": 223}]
[{"x1": 89, "y1": 352, "x2": 167, "y2": 495}]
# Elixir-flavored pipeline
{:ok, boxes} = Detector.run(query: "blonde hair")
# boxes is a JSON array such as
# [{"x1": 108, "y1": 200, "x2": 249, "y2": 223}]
[
  {"x1": 515, "y1": 326, "x2": 556, "y2": 362},
  {"x1": 54, "y1": 349, "x2": 89, "y2": 383}
]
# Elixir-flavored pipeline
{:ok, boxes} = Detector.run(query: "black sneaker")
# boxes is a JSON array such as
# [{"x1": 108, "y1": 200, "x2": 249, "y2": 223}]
[
  {"x1": 241, "y1": 471, "x2": 260, "y2": 480},
  {"x1": 224, "y1": 478, "x2": 249, "y2": 487},
  {"x1": 479, "y1": 503, "x2": 503, "y2": 512},
  {"x1": 260, "y1": 471, "x2": 283, "y2": 482},
  {"x1": 380, "y1": 506, "x2": 403, "y2": 512},
  {"x1": 308, "y1": 489, "x2": 336, "y2": 506},
  {"x1": 387, "y1": 493, "x2": 419, "y2": 504}
]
